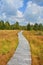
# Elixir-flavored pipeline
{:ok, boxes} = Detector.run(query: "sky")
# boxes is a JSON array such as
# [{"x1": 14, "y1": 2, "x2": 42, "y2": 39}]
[{"x1": 0, "y1": 0, "x2": 43, "y2": 25}]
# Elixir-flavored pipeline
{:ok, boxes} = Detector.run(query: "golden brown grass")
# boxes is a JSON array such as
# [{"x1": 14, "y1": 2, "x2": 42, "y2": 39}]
[
  {"x1": 23, "y1": 31, "x2": 43, "y2": 65},
  {"x1": 0, "y1": 30, "x2": 19, "y2": 65}
]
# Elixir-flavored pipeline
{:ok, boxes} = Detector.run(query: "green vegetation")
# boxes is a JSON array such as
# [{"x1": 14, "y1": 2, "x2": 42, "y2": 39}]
[
  {"x1": 0, "y1": 20, "x2": 43, "y2": 31},
  {"x1": 27, "y1": 23, "x2": 43, "y2": 31}
]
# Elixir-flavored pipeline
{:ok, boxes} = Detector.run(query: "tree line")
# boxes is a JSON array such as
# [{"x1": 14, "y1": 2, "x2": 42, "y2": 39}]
[{"x1": 0, "y1": 20, "x2": 43, "y2": 31}]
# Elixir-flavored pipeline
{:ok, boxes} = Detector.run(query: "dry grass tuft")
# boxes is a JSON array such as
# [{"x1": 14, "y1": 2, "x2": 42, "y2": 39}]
[
  {"x1": 0, "y1": 30, "x2": 19, "y2": 65},
  {"x1": 23, "y1": 31, "x2": 43, "y2": 65}
]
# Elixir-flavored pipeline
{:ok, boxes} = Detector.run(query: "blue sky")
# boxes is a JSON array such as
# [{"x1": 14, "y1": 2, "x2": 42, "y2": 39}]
[
  {"x1": 0, "y1": 0, "x2": 43, "y2": 25},
  {"x1": 19, "y1": 0, "x2": 29, "y2": 12}
]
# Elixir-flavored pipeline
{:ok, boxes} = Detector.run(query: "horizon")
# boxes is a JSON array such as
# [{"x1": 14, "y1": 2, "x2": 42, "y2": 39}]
[{"x1": 0, "y1": 0, "x2": 43, "y2": 25}]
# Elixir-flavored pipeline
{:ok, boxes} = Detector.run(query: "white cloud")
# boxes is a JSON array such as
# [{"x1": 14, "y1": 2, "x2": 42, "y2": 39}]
[
  {"x1": 37, "y1": 16, "x2": 43, "y2": 24},
  {"x1": 17, "y1": 10, "x2": 23, "y2": 18},
  {"x1": 5, "y1": 0, "x2": 23, "y2": 9},
  {"x1": 30, "y1": 22, "x2": 34, "y2": 25},
  {"x1": 0, "y1": 13, "x2": 6, "y2": 20},
  {"x1": 0, "y1": 0, "x2": 23, "y2": 16},
  {"x1": 4, "y1": 10, "x2": 25, "y2": 24},
  {"x1": 0, "y1": 0, "x2": 43, "y2": 25},
  {"x1": 2, "y1": 13, "x2": 6, "y2": 19},
  {"x1": 0, "y1": 0, "x2": 24, "y2": 24},
  {"x1": 24, "y1": 1, "x2": 43, "y2": 24}
]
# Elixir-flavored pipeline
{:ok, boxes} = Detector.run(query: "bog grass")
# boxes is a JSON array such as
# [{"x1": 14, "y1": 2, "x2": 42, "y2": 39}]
[
  {"x1": 0, "y1": 30, "x2": 19, "y2": 65},
  {"x1": 23, "y1": 30, "x2": 43, "y2": 65}
]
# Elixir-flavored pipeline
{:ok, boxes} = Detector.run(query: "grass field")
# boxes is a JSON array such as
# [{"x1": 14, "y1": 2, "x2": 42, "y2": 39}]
[
  {"x1": 0, "y1": 30, "x2": 19, "y2": 65},
  {"x1": 23, "y1": 31, "x2": 43, "y2": 65}
]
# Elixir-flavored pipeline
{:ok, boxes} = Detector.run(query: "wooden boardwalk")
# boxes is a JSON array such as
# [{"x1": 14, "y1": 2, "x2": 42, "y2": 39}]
[{"x1": 7, "y1": 31, "x2": 31, "y2": 65}]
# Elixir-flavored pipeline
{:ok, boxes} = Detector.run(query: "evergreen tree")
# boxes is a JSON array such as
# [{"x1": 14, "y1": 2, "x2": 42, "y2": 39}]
[
  {"x1": 0, "y1": 20, "x2": 5, "y2": 29},
  {"x1": 4, "y1": 21, "x2": 10, "y2": 29},
  {"x1": 33, "y1": 23, "x2": 38, "y2": 31},
  {"x1": 27, "y1": 23, "x2": 31, "y2": 30}
]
